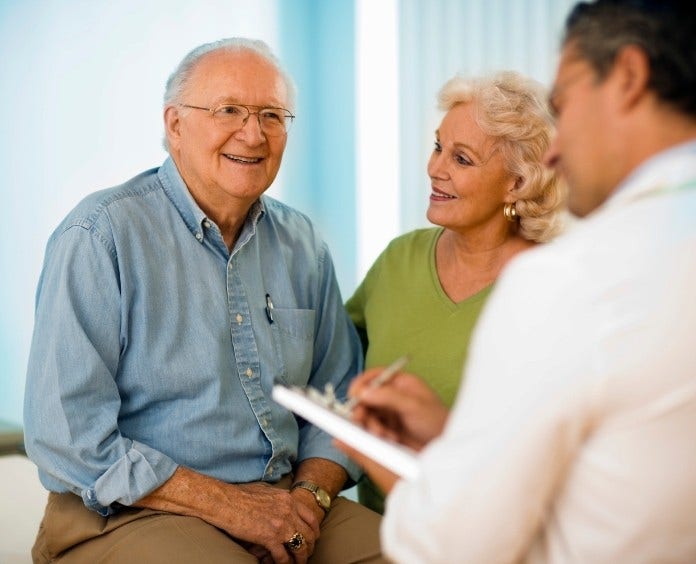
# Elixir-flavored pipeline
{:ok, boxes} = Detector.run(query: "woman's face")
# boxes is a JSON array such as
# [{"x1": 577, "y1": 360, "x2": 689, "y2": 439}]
[{"x1": 426, "y1": 102, "x2": 517, "y2": 233}]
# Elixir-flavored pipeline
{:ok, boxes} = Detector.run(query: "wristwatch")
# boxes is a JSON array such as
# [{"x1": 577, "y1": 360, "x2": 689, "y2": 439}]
[{"x1": 291, "y1": 480, "x2": 332, "y2": 513}]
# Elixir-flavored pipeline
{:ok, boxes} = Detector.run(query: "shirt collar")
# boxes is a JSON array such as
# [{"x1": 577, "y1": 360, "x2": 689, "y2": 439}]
[
  {"x1": 158, "y1": 157, "x2": 207, "y2": 240},
  {"x1": 158, "y1": 156, "x2": 267, "y2": 245},
  {"x1": 603, "y1": 138, "x2": 696, "y2": 211}
]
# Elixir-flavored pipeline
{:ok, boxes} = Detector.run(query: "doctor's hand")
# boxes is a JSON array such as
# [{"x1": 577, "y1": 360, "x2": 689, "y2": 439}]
[{"x1": 347, "y1": 368, "x2": 449, "y2": 452}]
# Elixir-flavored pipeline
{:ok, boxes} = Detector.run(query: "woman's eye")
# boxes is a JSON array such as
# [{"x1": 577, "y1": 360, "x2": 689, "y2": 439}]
[
  {"x1": 455, "y1": 154, "x2": 473, "y2": 166},
  {"x1": 433, "y1": 141, "x2": 442, "y2": 152}
]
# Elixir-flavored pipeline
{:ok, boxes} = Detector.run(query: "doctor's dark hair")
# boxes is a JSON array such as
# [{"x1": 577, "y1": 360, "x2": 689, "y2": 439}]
[{"x1": 563, "y1": 0, "x2": 696, "y2": 116}]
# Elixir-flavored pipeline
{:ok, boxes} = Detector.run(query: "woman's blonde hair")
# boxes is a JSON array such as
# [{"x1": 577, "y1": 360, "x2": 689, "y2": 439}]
[{"x1": 438, "y1": 71, "x2": 566, "y2": 242}]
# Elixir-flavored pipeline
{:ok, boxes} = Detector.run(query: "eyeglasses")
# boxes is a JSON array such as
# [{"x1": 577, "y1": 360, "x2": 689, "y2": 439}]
[{"x1": 179, "y1": 103, "x2": 295, "y2": 136}]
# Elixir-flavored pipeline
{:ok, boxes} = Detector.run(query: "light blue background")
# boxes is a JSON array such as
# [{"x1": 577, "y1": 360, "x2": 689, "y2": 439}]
[{"x1": 0, "y1": 0, "x2": 574, "y2": 426}]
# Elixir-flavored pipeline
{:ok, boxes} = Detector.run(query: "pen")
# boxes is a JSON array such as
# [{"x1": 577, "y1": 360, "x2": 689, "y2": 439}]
[
  {"x1": 265, "y1": 293, "x2": 274, "y2": 324},
  {"x1": 344, "y1": 355, "x2": 410, "y2": 410}
]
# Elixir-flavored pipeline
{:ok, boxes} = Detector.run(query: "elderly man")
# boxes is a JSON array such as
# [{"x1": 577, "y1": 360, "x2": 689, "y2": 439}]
[
  {"x1": 24, "y1": 38, "x2": 384, "y2": 563},
  {"x1": 341, "y1": 1, "x2": 696, "y2": 562}
]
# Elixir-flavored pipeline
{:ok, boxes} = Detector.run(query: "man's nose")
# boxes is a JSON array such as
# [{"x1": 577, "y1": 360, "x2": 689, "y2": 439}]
[{"x1": 237, "y1": 112, "x2": 266, "y2": 142}]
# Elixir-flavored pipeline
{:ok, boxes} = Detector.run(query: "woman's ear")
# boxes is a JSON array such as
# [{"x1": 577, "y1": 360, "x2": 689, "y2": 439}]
[{"x1": 510, "y1": 176, "x2": 524, "y2": 194}]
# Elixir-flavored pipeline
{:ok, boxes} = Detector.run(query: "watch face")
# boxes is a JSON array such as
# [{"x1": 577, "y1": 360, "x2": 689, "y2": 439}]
[
  {"x1": 293, "y1": 481, "x2": 331, "y2": 511},
  {"x1": 316, "y1": 489, "x2": 331, "y2": 510}
]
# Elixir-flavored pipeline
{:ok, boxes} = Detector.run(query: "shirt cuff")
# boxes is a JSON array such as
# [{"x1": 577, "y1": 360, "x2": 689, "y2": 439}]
[
  {"x1": 298, "y1": 426, "x2": 362, "y2": 485},
  {"x1": 82, "y1": 440, "x2": 178, "y2": 515}
]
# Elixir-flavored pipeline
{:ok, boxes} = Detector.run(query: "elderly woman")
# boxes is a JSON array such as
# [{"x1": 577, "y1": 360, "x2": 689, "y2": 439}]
[{"x1": 345, "y1": 70, "x2": 565, "y2": 513}]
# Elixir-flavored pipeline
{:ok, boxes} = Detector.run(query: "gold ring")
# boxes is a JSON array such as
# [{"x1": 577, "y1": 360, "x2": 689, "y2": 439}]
[{"x1": 284, "y1": 531, "x2": 304, "y2": 552}]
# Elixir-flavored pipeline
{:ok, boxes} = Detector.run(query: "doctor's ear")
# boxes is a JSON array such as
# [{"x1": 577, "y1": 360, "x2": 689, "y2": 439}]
[{"x1": 612, "y1": 44, "x2": 651, "y2": 110}]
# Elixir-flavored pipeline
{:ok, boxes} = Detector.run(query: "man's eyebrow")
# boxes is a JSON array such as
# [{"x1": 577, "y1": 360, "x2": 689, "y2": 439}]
[{"x1": 211, "y1": 97, "x2": 284, "y2": 107}]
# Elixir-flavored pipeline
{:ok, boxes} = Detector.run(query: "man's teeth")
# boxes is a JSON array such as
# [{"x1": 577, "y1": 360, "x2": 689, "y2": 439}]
[{"x1": 225, "y1": 154, "x2": 262, "y2": 163}]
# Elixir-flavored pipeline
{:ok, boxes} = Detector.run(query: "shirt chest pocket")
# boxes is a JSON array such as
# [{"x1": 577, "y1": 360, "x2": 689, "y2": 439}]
[{"x1": 270, "y1": 308, "x2": 315, "y2": 385}]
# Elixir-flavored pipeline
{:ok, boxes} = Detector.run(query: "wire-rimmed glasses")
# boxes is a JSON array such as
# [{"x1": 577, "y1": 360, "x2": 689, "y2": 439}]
[{"x1": 179, "y1": 103, "x2": 295, "y2": 136}]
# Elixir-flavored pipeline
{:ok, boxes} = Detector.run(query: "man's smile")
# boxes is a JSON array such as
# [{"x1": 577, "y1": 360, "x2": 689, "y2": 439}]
[{"x1": 223, "y1": 153, "x2": 263, "y2": 164}]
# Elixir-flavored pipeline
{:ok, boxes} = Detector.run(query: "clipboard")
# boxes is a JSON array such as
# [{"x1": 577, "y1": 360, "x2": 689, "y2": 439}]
[{"x1": 272, "y1": 384, "x2": 420, "y2": 481}]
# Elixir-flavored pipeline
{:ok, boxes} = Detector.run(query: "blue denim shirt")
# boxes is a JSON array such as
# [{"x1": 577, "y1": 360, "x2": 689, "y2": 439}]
[{"x1": 24, "y1": 158, "x2": 362, "y2": 515}]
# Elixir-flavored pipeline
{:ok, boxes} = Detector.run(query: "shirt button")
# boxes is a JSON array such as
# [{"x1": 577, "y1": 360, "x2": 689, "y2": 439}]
[
  {"x1": 236, "y1": 313, "x2": 243, "y2": 324},
  {"x1": 195, "y1": 232, "x2": 203, "y2": 241},
  {"x1": 246, "y1": 368, "x2": 253, "y2": 377},
  {"x1": 203, "y1": 220, "x2": 211, "y2": 229}
]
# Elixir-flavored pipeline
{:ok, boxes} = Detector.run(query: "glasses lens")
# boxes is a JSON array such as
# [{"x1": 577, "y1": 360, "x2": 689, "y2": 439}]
[
  {"x1": 213, "y1": 104, "x2": 247, "y2": 130},
  {"x1": 258, "y1": 108, "x2": 294, "y2": 135},
  {"x1": 213, "y1": 104, "x2": 293, "y2": 136}
]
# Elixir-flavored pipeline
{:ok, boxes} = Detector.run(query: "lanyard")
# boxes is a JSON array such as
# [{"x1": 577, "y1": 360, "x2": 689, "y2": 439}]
[{"x1": 634, "y1": 179, "x2": 696, "y2": 201}]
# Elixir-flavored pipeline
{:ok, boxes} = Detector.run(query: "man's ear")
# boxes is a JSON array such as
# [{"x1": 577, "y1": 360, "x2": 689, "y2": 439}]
[
  {"x1": 612, "y1": 44, "x2": 651, "y2": 110},
  {"x1": 164, "y1": 105, "x2": 181, "y2": 151}
]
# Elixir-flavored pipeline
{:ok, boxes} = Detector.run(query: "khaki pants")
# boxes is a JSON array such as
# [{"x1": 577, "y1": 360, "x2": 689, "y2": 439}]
[{"x1": 32, "y1": 479, "x2": 388, "y2": 563}]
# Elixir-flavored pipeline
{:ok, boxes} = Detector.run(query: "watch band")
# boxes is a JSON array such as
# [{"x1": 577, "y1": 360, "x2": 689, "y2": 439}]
[{"x1": 291, "y1": 480, "x2": 331, "y2": 513}]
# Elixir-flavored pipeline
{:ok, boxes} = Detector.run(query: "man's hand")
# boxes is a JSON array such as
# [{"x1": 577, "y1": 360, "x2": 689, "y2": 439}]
[
  {"x1": 289, "y1": 485, "x2": 327, "y2": 524},
  {"x1": 231, "y1": 481, "x2": 321, "y2": 563},
  {"x1": 135, "y1": 467, "x2": 320, "y2": 563},
  {"x1": 348, "y1": 367, "x2": 450, "y2": 451}
]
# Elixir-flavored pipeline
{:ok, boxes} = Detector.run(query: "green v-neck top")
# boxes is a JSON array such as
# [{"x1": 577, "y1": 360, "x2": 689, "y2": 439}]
[{"x1": 346, "y1": 227, "x2": 493, "y2": 407}]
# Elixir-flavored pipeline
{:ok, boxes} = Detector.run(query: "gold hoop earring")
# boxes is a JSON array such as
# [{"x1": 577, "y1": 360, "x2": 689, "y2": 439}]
[{"x1": 503, "y1": 202, "x2": 517, "y2": 222}]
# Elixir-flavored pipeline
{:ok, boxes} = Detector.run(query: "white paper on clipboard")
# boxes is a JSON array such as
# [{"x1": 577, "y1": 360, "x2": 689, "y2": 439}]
[{"x1": 272, "y1": 384, "x2": 420, "y2": 481}]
